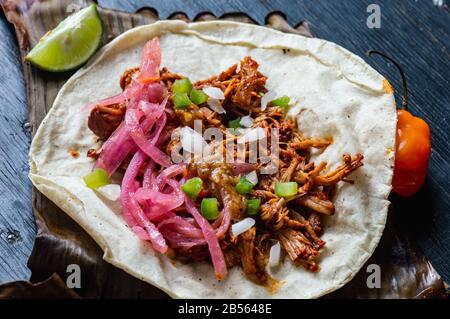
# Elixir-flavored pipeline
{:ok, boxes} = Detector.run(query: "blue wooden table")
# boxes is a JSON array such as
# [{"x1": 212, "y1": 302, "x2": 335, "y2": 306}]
[{"x1": 0, "y1": 0, "x2": 449, "y2": 285}]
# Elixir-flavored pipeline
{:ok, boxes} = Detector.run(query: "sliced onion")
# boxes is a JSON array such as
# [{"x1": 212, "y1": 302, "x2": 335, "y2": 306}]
[
  {"x1": 239, "y1": 115, "x2": 254, "y2": 128},
  {"x1": 203, "y1": 86, "x2": 225, "y2": 100},
  {"x1": 231, "y1": 217, "x2": 255, "y2": 237},
  {"x1": 261, "y1": 90, "x2": 277, "y2": 111},
  {"x1": 269, "y1": 241, "x2": 281, "y2": 267},
  {"x1": 245, "y1": 171, "x2": 258, "y2": 185},
  {"x1": 207, "y1": 98, "x2": 226, "y2": 114},
  {"x1": 96, "y1": 184, "x2": 121, "y2": 201},
  {"x1": 237, "y1": 127, "x2": 266, "y2": 144},
  {"x1": 181, "y1": 126, "x2": 207, "y2": 155}
]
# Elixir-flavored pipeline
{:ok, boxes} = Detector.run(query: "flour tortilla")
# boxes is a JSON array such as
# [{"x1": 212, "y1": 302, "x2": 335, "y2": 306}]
[{"x1": 29, "y1": 20, "x2": 396, "y2": 298}]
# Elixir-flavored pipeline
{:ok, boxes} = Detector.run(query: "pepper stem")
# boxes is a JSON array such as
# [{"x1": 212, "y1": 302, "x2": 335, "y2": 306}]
[{"x1": 367, "y1": 50, "x2": 408, "y2": 110}]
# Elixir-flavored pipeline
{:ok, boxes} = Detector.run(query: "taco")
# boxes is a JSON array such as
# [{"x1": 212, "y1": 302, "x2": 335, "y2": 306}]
[{"x1": 29, "y1": 21, "x2": 396, "y2": 298}]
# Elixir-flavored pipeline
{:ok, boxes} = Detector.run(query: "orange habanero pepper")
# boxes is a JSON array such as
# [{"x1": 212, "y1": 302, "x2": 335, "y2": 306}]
[{"x1": 368, "y1": 51, "x2": 431, "y2": 197}]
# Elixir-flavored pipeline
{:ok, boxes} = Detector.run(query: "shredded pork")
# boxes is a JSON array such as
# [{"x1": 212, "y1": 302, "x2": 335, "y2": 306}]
[{"x1": 87, "y1": 56, "x2": 364, "y2": 288}]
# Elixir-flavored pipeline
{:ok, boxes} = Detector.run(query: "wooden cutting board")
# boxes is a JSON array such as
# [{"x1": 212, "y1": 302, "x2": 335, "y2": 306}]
[{"x1": 0, "y1": 0, "x2": 447, "y2": 298}]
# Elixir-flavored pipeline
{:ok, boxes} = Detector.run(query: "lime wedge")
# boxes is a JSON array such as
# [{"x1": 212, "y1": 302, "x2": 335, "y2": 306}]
[{"x1": 26, "y1": 4, "x2": 103, "y2": 72}]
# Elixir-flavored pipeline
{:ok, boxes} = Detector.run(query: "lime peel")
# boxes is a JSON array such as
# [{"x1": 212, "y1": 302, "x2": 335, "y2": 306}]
[{"x1": 26, "y1": 4, "x2": 103, "y2": 72}]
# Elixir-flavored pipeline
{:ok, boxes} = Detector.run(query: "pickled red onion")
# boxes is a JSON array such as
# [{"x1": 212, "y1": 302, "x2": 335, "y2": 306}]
[
  {"x1": 137, "y1": 37, "x2": 161, "y2": 83},
  {"x1": 159, "y1": 228, "x2": 206, "y2": 249},
  {"x1": 126, "y1": 98, "x2": 171, "y2": 167},
  {"x1": 158, "y1": 216, "x2": 203, "y2": 238},
  {"x1": 80, "y1": 93, "x2": 125, "y2": 113},
  {"x1": 185, "y1": 197, "x2": 228, "y2": 280},
  {"x1": 120, "y1": 150, "x2": 167, "y2": 253}
]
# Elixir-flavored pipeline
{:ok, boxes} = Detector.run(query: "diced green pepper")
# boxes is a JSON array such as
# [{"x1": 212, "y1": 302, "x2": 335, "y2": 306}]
[
  {"x1": 172, "y1": 78, "x2": 192, "y2": 94},
  {"x1": 173, "y1": 93, "x2": 191, "y2": 109},
  {"x1": 271, "y1": 95, "x2": 290, "y2": 107},
  {"x1": 275, "y1": 182, "x2": 298, "y2": 197},
  {"x1": 201, "y1": 198, "x2": 220, "y2": 220},
  {"x1": 246, "y1": 198, "x2": 261, "y2": 216},
  {"x1": 83, "y1": 168, "x2": 110, "y2": 189},
  {"x1": 235, "y1": 177, "x2": 254, "y2": 194},
  {"x1": 181, "y1": 177, "x2": 203, "y2": 200},
  {"x1": 189, "y1": 89, "x2": 209, "y2": 105},
  {"x1": 228, "y1": 118, "x2": 242, "y2": 129}
]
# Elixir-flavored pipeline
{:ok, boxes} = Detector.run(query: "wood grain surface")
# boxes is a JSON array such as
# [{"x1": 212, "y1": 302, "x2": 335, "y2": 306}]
[
  {"x1": 0, "y1": 0, "x2": 449, "y2": 289},
  {"x1": 0, "y1": 14, "x2": 33, "y2": 283}
]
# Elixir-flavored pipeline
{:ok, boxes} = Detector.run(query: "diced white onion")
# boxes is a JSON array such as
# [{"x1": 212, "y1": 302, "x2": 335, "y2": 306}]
[
  {"x1": 207, "y1": 98, "x2": 226, "y2": 114},
  {"x1": 245, "y1": 171, "x2": 258, "y2": 185},
  {"x1": 181, "y1": 126, "x2": 207, "y2": 155},
  {"x1": 231, "y1": 217, "x2": 255, "y2": 237},
  {"x1": 269, "y1": 241, "x2": 281, "y2": 267},
  {"x1": 239, "y1": 115, "x2": 254, "y2": 128},
  {"x1": 236, "y1": 62, "x2": 241, "y2": 73},
  {"x1": 203, "y1": 87, "x2": 225, "y2": 100},
  {"x1": 96, "y1": 184, "x2": 121, "y2": 201},
  {"x1": 237, "y1": 127, "x2": 266, "y2": 144},
  {"x1": 261, "y1": 90, "x2": 277, "y2": 111}
]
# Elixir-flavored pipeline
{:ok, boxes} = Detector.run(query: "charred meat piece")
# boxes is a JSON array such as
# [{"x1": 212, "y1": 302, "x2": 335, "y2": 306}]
[
  {"x1": 218, "y1": 64, "x2": 238, "y2": 81},
  {"x1": 314, "y1": 154, "x2": 364, "y2": 186},
  {"x1": 261, "y1": 198, "x2": 289, "y2": 231},
  {"x1": 120, "y1": 67, "x2": 140, "y2": 90},
  {"x1": 290, "y1": 211, "x2": 325, "y2": 250},
  {"x1": 280, "y1": 156, "x2": 300, "y2": 182},
  {"x1": 295, "y1": 195, "x2": 335, "y2": 215},
  {"x1": 120, "y1": 66, "x2": 183, "y2": 91},
  {"x1": 194, "y1": 56, "x2": 267, "y2": 113},
  {"x1": 194, "y1": 64, "x2": 237, "y2": 89},
  {"x1": 238, "y1": 228, "x2": 272, "y2": 285},
  {"x1": 88, "y1": 102, "x2": 126, "y2": 140},
  {"x1": 253, "y1": 234, "x2": 272, "y2": 284},
  {"x1": 215, "y1": 172, "x2": 246, "y2": 222},
  {"x1": 251, "y1": 189, "x2": 277, "y2": 201},
  {"x1": 174, "y1": 245, "x2": 210, "y2": 263},
  {"x1": 278, "y1": 228, "x2": 320, "y2": 271},
  {"x1": 239, "y1": 227, "x2": 257, "y2": 275},
  {"x1": 160, "y1": 67, "x2": 183, "y2": 84},
  {"x1": 223, "y1": 246, "x2": 241, "y2": 268},
  {"x1": 231, "y1": 56, "x2": 267, "y2": 111},
  {"x1": 290, "y1": 137, "x2": 331, "y2": 149}
]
